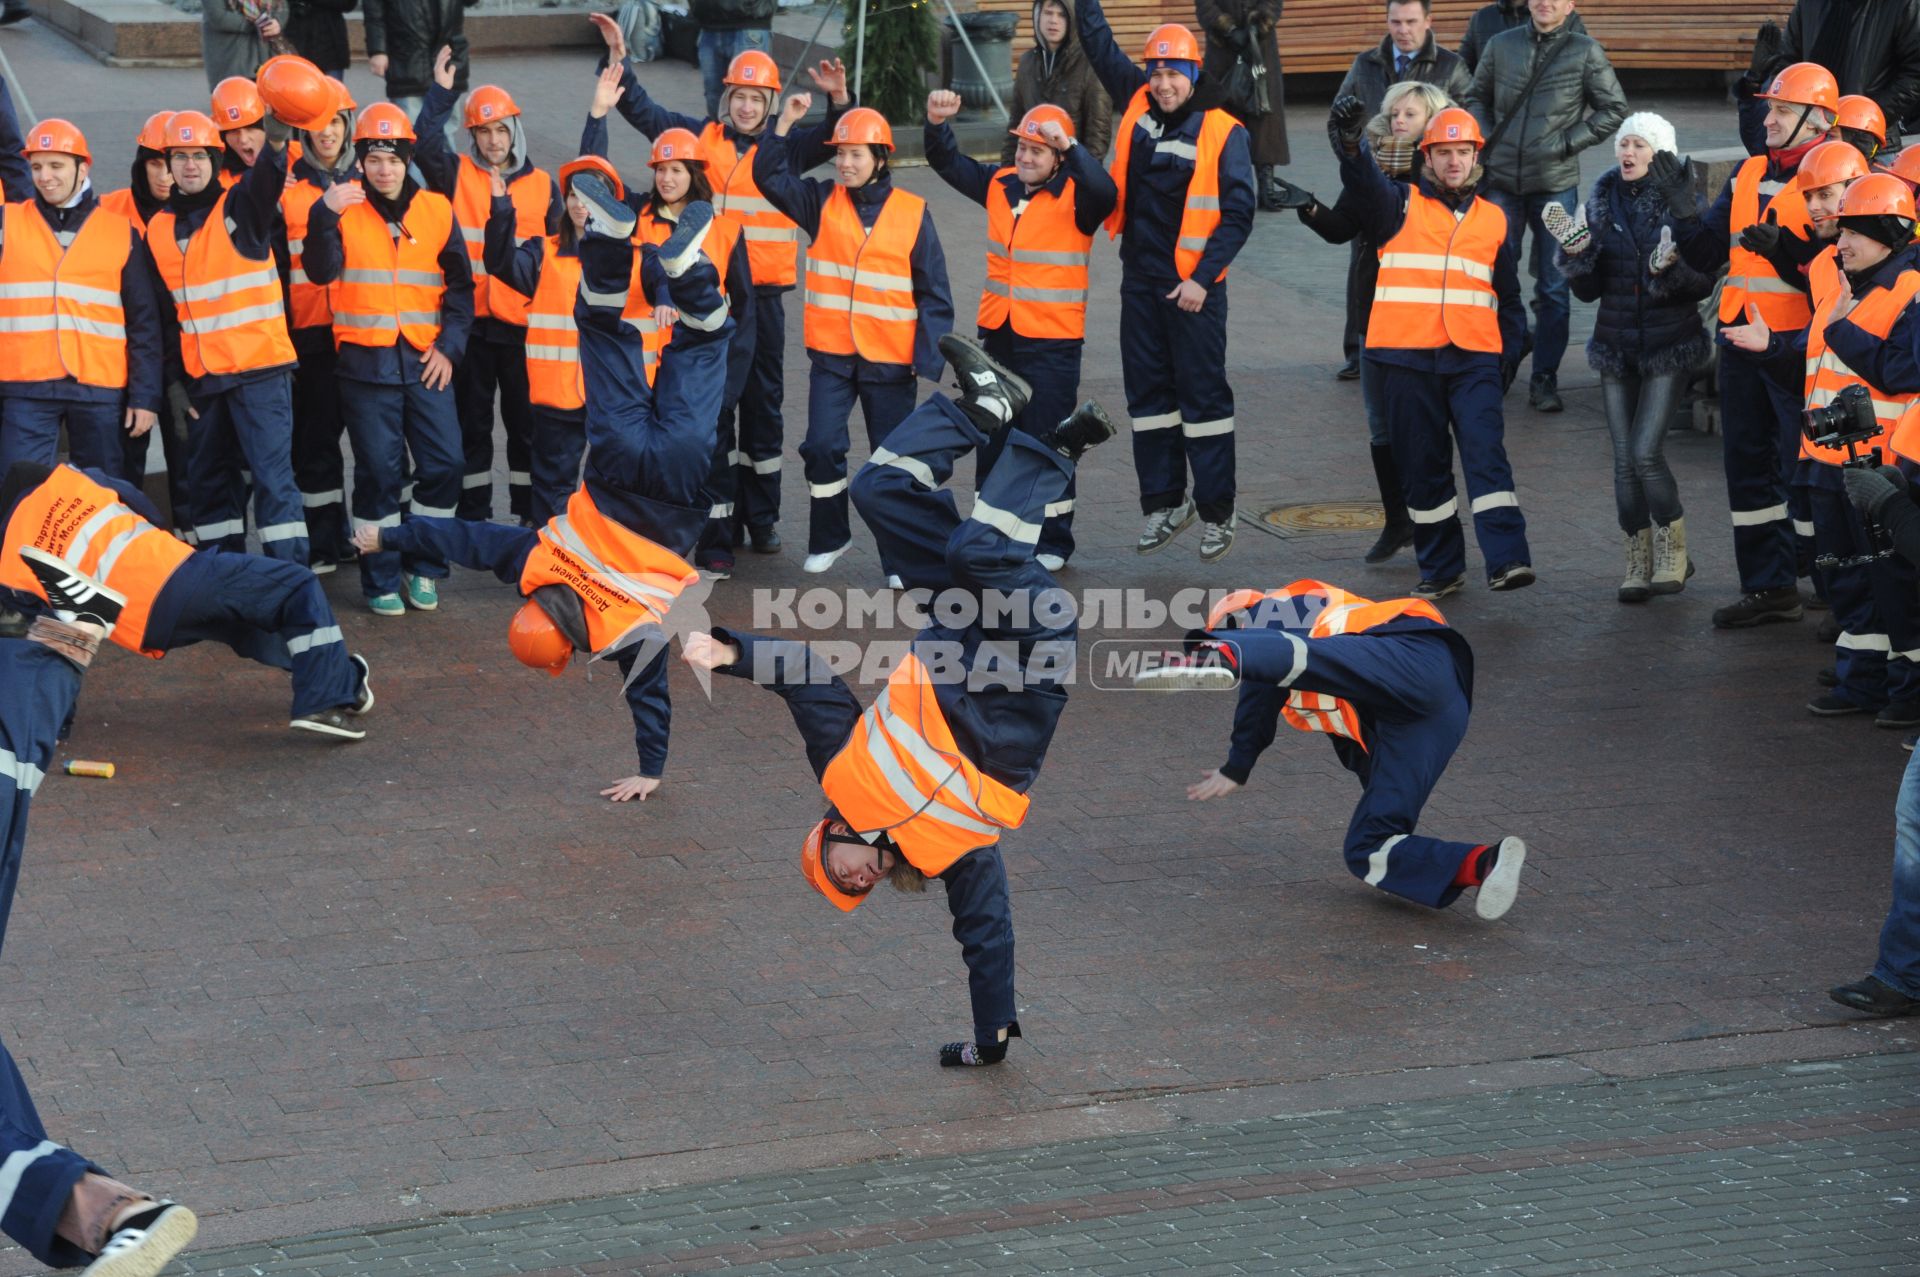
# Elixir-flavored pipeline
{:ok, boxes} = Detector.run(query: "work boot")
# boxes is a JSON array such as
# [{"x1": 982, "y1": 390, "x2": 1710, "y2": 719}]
[
  {"x1": 1711, "y1": 586, "x2": 1803, "y2": 629},
  {"x1": 1364, "y1": 444, "x2": 1414, "y2": 564},
  {"x1": 1033, "y1": 399, "x2": 1115, "y2": 461},
  {"x1": 1619, "y1": 528, "x2": 1652, "y2": 603},
  {"x1": 1199, "y1": 514, "x2": 1237, "y2": 562},
  {"x1": 1136, "y1": 498, "x2": 1196, "y2": 554},
  {"x1": 1650, "y1": 517, "x2": 1691, "y2": 593},
  {"x1": 939, "y1": 332, "x2": 1029, "y2": 430},
  {"x1": 1488, "y1": 562, "x2": 1536, "y2": 591},
  {"x1": 20, "y1": 547, "x2": 124, "y2": 629},
  {"x1": 1528, "y1": 371, "x2": 1564, "y2": 413},
  {"x1": 1411, "y1": 573, "x2": 1466, "y2": 601},
  {"x1": 82, "y1": 1201, "x2": 197, "y2": 1277},
  {"x1": 1829, "y1": 976, "x2": 1920, "y2": 1017},
  {"x1": 570, "y1": 171, "x2": 637, "y2": 240}
]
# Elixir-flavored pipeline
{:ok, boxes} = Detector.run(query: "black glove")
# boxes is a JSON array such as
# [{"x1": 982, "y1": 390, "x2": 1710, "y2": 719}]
[
  {"x1": 1746, "y1": 20, "x2": 1785, "y2": 84},
  {"x1": 1739, "y1": 210, "x2": 1782, "y2": 257},
  {"x1": 1647, "y1": 150, "x2": 1697, "y2": 221},
  {"x1": 1845, "y1": 464, "x2": 1910, "y2": 519},
  {"x1": 1329, "y1": 94, "x2": 1367, "y2": 146},
  {"x1": 1223, "y1": 24, "x2": 1251, "y2": 51},
  {"x1": 938, "y1": 1019, "x2": 1021, "y2": 1067}
]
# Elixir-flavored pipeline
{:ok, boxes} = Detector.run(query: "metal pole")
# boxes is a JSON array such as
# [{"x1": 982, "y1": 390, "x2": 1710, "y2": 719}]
[
  {"x1": 0, "y1": 40, "x2": 36, "y2": 127},
  {"x1": 937, "y1": 0, "x2": 1007, "y2": 120},
  {"x1": 783, "y1": 0, "x2": 839, "y2": 90},
  {"x1": 853, "y1": 0, "x2": 866, "y2": 104}
]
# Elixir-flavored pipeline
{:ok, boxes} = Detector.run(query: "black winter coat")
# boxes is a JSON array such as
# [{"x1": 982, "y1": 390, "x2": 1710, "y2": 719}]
[
  {"x1": 1196, "y1": 0, "x2": 1287, "y2": 165},
  {"x1": 364, "y1": 0, "x2": 476, "y2": 98},
  {"x1": 1558, "y1": 167, "x2": 1714, "y2": 378},
  {"x1": 1336, "y1": 32, "x2": 1472, "y2": 116},
  {"x1": 1781, "y1": 0, "x2": 1920, "y2": 133},
  {"x1": 1457, "y1": 0, "x2": 1585, "y2": 73},
  {"x1": 285, "y1": 0, "x2": 356, "y2": 73}
]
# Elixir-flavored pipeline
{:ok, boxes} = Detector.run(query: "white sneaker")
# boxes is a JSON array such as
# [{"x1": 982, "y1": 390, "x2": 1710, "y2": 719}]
[
  {"x1": 1474, "y1": 836, "x2": 1528, "y2": 920},
  {"x1": 1136, "y1": 499, "x2": 1196, "y2": 554},
  {"x1": 802, "y1": 544, "x2": 850, "y2": 574},
  {"x1": 1199, "y1": 513, "x2": 1238, "y2": 563},
  {"x1": 1036, "y1": 553, "x2": 1066, "y2": 572},
  {"x1": 81, "y1": 1201, "x2": 197, "y2": 1277}
]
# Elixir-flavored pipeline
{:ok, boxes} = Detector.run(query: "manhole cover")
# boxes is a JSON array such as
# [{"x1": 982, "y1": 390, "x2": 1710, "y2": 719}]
[{"x1": 1261, "y1": 501, "x2": 1386, "y2": 535}]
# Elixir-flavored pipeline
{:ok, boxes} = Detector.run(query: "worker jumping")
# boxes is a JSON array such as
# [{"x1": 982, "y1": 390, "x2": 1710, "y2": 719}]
[
  {"x1": 1134, "y1": 581, "x2": 1530, "y2": 920},
  {"x1": 683, "y1": 333, "x2": 1116, "y2": 1066}
]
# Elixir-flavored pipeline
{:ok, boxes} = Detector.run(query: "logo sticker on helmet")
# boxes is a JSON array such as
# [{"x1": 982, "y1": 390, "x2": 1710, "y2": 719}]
[
  {"x1": 1156, "y1": 40, "x2": 1169, "y2": 53},
  {"x1": 36, "y1": 134, "x2": 49, "y2": 148}
]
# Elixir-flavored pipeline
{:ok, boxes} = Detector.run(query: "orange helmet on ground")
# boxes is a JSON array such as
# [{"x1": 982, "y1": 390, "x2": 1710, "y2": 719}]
[
  {"x1": 1009, "y1": 103, "x2": 1074, "y2": 144},
  {"x1": 800, "y1": 818, "x2": 870, "y2": 912},
  {"x1": 135, "y1": 111, "x2": 174, "y2": 153},
  {"x1": 724, "y1": 49, "x2": 780, "y2": 92},
  {"x1": 650, "y1": 127, "x2": 705, "y2": 167},
  {"x1": 465, "y1": 85, "x2": 521, "y2": 128},
  {"x1": 164, "y1": 111, "x2": 226, "y2": 151},
  {"x1": 1839, "y1": 172, "x2": 1918, "y2": 220},
  {"x1": 1421, "y1": 107, "x2": 1485, "y2": 151},
  {"x1": 508, "y1": 600, "x2": 572, "y2": 676},
  {"x1": 1757, "y1": 62, "x2": 1842, "y2": 113},
  {"x1": 22, "y1": 119, "x2": 89, "y2": 163},
  {"x1": 328, "y1": 77, "x2": 356, "y2": 113},
  {"x1": 1885, "y1": 144, "x2": 1920, "y2": 191},
  {"x1": 257, "y1": 55, "x2": 337, "y2": 133},
  {"x1": 354, "y1": 102, "x2": 417, "y2": 144},
  {"x1": 830, "y1": 107, "x2": 893, "y2": 150},
  {"x1": 559, "y1": 154, "x2": 625, "y2": 200},
  {"x1": 211, "y1": 76, "x2": 266, "y2": 130},
  {"x1": 1836, "y1": 95, "x2": 1888, "y2": 144},
  {"x1": 1141, "y1": 23, "x2": 1200, "y2": 63},
  {"x1": 1797, "y1": 139, "x2": 1870, "y2": 192}
]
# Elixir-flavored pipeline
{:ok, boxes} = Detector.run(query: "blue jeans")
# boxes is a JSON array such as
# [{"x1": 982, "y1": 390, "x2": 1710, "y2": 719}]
[
  {"x1": 1485, "y1": 187, "x2": 1574, "y2": 381},
  {"x1": 697, "y1": 27, "x2": 771, "y2": 119},
  {"x1": 1879, "y1": 740, "x2": 1920, "y2": 998}
]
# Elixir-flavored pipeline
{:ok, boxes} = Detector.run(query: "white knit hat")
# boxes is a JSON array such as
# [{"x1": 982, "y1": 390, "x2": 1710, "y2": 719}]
[{"x1": 1615, "y1": 111, "x2": 1677, "y2": 157}]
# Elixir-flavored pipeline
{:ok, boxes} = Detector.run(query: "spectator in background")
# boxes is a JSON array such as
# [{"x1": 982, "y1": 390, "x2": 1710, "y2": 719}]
[
  {"x1": 201, "y1": 0, "x2": 272, "y2": 89},
  {"x1": 1003, "y1": 0, "x2": 1113, "y2": 164},
  {"x1": 690, "y1": 0, "x2": 775, "y2": 120},
  {"x1": 1457, "y1": 0, "x2": 1583, "y2": 74},
  {"x1": 1778, "y1": 0, "x2": 1920, "y2": 146},
  {"x1": 364, "y1": 0, "x2": 474, "y2": 138},
  {"x1": 1197, "y1": 0, "x2": 1288, "y2": 210},
  {"x1": 1329, "y1": 0, "x2": 1471, "y2": 378},
  {"x1": 284, "y1": 0, "x2": 357, "y2": 76},
  {"x1": 1465, "y1": 0, "x2": 1625, "y2": 413}
]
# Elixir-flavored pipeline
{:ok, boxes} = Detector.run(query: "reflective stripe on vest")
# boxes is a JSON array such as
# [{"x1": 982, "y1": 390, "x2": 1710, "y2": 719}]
[
  {"x1": 0, "y1": 202, "x2": 133, "y2": 389},
  {"x1": 281, "y1": 178, "x2": 332, "y2": 330},
  {"x1": 330, "y1": 193, "x2": 453, "y2": 352},
  {"x1": 0, "y1": 463, "x2": 192, "y2": 656},
  {"x1": 515, "y1": 486, "x2": 699, "y2": 655},
  {"x1": 702, "y1": 122, "x2": 801, "y2": 288},
  {"x1": 1722, "y1": 155, "x2": 1816, "y2": 329},
  {"x1": 454, "y1": 158, "x2": 550, "y2": 325},
  {"x1": 980, "y1": 173, "x2": 1092, "y2": 340},
  {"x1": 146, "y1": 191, "x2": 296, "y2": 378},
  {"x1": 1105, "y1": 86, "x2": 1240, "y2": 283},
  {"x1": 1801, "y1": 254, "x2": 1920, "y2": 464},
  {"x1": 803, "y1": 186, "x2": 924, "y2": 365},
  {"x1": 1366, "y1": 189, "x2": 1507, "y2": 355},
  {"x1": 820, "y1": 651, "x2": 1032, "y2": 875},
  {"x1": 525, "y1": 237, "x2": 585, "y2": 410}
]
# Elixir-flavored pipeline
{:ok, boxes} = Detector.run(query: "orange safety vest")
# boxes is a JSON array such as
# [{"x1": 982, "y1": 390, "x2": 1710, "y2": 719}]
[
  {"x1": 96, "y1": 188, "x2": 146, "y2": 235},
  {"x1": 1206, "y1": 580, "x2": 1447, "y2": 752},
  {"x1": 1801, "y1": 254, "x2": 1920, "y2": 465},
  {"x1": 453, "y1": 157, "x2": 550, "y2": 326},
  {"x1": 147, "y1": 190, "x2": 296, "y2": 379},
  {"x1": 0, "y1": 463, "x2": 192, "y2": 657},
  {"x1": 980, "y1": 172, "x2": 1091, "y2": 341},
  {"x1": 635, "y1": 205, "x2": 740, "y2": 380},
  {"x1": 1722, "y1": 155, "x2": 1816, "y2": 329},
  {"x1": 522, "y1": 237, "x2": 660, "y2": 406},
  {"x1": 803, "y1": 185, "x2": 924, "y2": 365},
  {"x1": 281, "y1": 177, "x2": 332, "y2": 331},
  {"x1": 1366, "y1": 187, "x2": 1507, "y2": 355},
  {"x1": 0, "y1": 202, "x2": 133, "y2": 390},
  {"x1": 700, "y1": 122, "x2": 801, "y2": 288},
  {"x1": 516, "y1": 486, "x2": 700, "y2": 655},
  {"x1": 329, "y1": 192, "x2": 453, "y2": 353},
  {"x1": 1105, "y1": 85, "x2": 1239, "y2": 284},
  {"x1": 820, "y1": 651, "x2": 1032, "y2": 875}
]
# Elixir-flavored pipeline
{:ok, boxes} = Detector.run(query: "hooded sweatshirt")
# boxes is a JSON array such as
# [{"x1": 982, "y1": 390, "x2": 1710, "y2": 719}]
[{"x1": 1003, "y1": 0, "x2": 1113, "y2": 164}]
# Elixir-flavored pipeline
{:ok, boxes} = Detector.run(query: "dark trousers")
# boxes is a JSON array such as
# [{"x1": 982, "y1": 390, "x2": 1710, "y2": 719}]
[
  {"x1": 1800, "y1": 471, "x2": 1920, "y2": 709},
  {"x1": 339, "y1": 376, "x2": 463, "y2": 598},
  {"x1": 1119, "y1": 277, "x2": 1236, "y2": 524},
  {"x1": 528, "y1": 405, "x2": 586, "y2": 529},
  {"x1": 120, "y1": 382, "x2": 194, "y2": 531},
  {"x1": 455, "y1": 332, "x2": 534, "y2": 521},
  {"x1": 1600, "y1": 369, "x2": 1685, "y2": 532},
  {"x1": 291, "y1": 330, "x2": 352, "y2": 562},
  {"x1": 0, "y1": 397, "x2": 123, "y2": 479},
  {"x1": 802, "y1": 360, "x2": 916, "y2": 558},
  {"x1": 977, "y1": 330, "x2": 1080, "y2": 563},
  {"x1": 730, "y1": 288, "x2": 788, "y2": 536},
  {"x1": 184, "y1": 371, "x2": 308, "y2": 566},
  {"x1": 1719, "y1": 347, "x2": 1803, "y2": 594}
]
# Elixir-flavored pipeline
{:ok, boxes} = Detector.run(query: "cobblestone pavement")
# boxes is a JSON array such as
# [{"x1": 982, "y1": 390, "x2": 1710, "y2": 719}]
[{"x1": 0, "y1": 23, "x2": 1916, "y2": 1276}]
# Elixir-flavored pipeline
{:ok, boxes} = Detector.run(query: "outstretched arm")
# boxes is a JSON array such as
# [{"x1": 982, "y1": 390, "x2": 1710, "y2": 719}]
[
  {"x1": 608, "y1": 645, "x2": 671, "y2": 799},
  {"x1": 941, "y1": 847, "x2": 1020, "y2": 1051},
  {"x1": 1073, "y1": 0, "x2": 1146, "y2": 104},
  {"x1": 363, "y1": 517, "x2": 538, "y2": 582},
  {"x1": 0, "y1": 74, "x2": 30, "y2": 203},
  {"x1": 693, "y1": 629, "x2": 863, "y2": 778}
]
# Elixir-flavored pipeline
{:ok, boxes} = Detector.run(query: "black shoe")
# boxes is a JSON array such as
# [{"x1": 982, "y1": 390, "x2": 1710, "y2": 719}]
[
  {"x1": 19, "y1": 547, "x2": 125, "y2": 628},
  {"x1": 290, "y1": 708, "x2": 367, "y2": 740},
  {"x1": 1364, "y1": 520, "x2": 1414, "y2": 565},
  {"x1": 1528, "y1": 372, "x2": 1564, "y2": 413},
  {"x1": 1877, "y1": 699, "x2": 1920, "y2": 728},
  {"x1": 0, "y1": 6, "x2": 31, "y2": 25},
  {"x1": 1712, "y1": 586, "x2": 1803, "y2": 629},
  {"x1": 1807, "y1": 692, "x2": 1869, "y2": 716},
  {"x1": 1817, "y1": 666, "x2": 1838, "y2": 688},
  {"x1": 938, "y1": 1019, "x2": 1020, "y2": 1067},
  {"x1": 1488, "y1": 563, "x2": 1536, "y2": 591},
  {"x1": 1335, "y1": 357, "x2": 1361, "y2": 381},
  {"x1": 1829, "y1": 976, "x2": 1920, "y2": 1017},
  {"x1": 1411, "y1": 574, "x2": 1466, "y2": 601},
  {"x1": 748, "y1": 525, "x2": 781, "y2": 554},
  {"x1": 939, "y1": 332, "x2": 1030, "y2": 427},
  {"x1": 570, "y1": 171, "x2": 637, "y2": 240},
  {"x1": 658, "y1": 198, "x2": 714, "y2": 268},
  {"x1": 1034, "y1": 399, "x2": 1115, "y2": 461},
  {"x1": 1816, "y1": 614, "x2": 1841, "y2": 643},
  {"x1": 87, "y1": 1201, "x2": 198, "y2": 1275}
]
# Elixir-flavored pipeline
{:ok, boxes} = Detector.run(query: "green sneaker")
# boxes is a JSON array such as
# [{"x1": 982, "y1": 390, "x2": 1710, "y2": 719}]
[
  {"x1": 404, "y1": 575, "x2": 439, "y2": 611},
  {"x1": 368, "y1": 593, "x2": 405, "y2": 617}
]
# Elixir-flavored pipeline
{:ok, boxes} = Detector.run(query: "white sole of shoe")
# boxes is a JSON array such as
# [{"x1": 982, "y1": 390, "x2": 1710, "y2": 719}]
[
  {"x1": 289, "y1": 717, "x2": 368, "y2": 741},
  {"x1": 81, "y1": 1204, "x2": 198, "y2": 1277},
  {"x1": 310, "y1": 560, "x2": 337, "y2": 576},
  {"x1": 802, "y1": 545, "x2": 851, "y2": 574},
  {"x1": 350, "y1": 654, "x2": 374, "y2": 716},
  {"x1": 1036, "y1": 554, "x2": 1067, "y2": 572},
  {"x1": 1475, "y1": 836, "x2": 1527, "y2": 920},
  {"x1": 1133, "y1": 665, "x2": 1238, "y2": 693}
]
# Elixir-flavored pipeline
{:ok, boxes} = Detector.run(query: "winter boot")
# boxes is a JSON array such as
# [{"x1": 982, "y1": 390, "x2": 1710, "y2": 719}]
[
  {"x1": 1364, "y1": 443, "x2": 1414, "y2": 564},
  {"x1": 1619, "y1": 528, "x2": 1652, "y2": 603},
  {"x1": 1650, "y1": 517, "x2": 1691, "y2": 594}
]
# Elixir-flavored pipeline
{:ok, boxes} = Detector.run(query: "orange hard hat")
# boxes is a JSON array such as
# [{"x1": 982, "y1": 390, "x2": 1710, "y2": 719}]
[
  {"x1": 508, "y1": 600, "x2": 572, "y2": 676},
  {"x1": 328, "y1": 77, "x2": 356, "y2": 113},
  {"x1": 22, "y1": 119, "x2": 89, "y2": 163},
  {"x1": 257, "y1": 55, "x2": 337, "y2": 133},
  {"x1": 650, "y1": 127, "x2": 705, "y2": 167},
  {"x1": 1797, "y1": 139, "x2": 1871, "y2": 193},
  {"x1": 830, "y1": 106, "x2": 893, "y2": 150},
  {"x1": 1421, "y1": 106, "x2": 1486, "y2": 151},
  {"x1": 135, "y1": 111, "x2": 174, "y2": 153},
  {"x1": 724, "y1": 49, "x2": 780, "y2": 92},
  {"x1": 464, "y1": 85, "x2": 521, "y2": 129},
  {"x1": 559, "y1": 154, "x2": 625, "y2": 201},
  {"x1": 1885, "y1": 144, "x2": 1920, "y2": 191},
  {"x1": 1009, "y1": 103, "x2": 1074, "y2": 144},
  {"x1": 1141, "y1": 23, "x2": 1200, "y2": 63},
  {"x1": 211, "y1": 75, "x2": 266, "y2": 130},
  {"x1": 1839, "y1": 171, "x2": 1918, "y2": 221},
  {"x1": 1836, "y1": 95, "x2": 1888, "y2": 144},
  {"x1": 354, "y1": 102, "x2": 417, "y2": 145},
  {"x1": 799, "y1": 818, "x2": 870, "y2": 912},
  {"x1": 163, "y1": 110, "x2": 226, "y2": 151},
  {"x1": 1757, "y1": 62, "x2": 1842, "y2": 113}
]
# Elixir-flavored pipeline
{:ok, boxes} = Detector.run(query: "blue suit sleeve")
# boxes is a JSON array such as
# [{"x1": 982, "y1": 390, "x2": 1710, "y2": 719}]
[
  {"x1": 484, "y1": 193, "x2": 544, "y2": 297},
  {"x1": 788, "y1": 100, "x2": 851, "y2": 173},
  {"x1": 581, "y1": 111, "x2": 610, "y2": 160},
  {"x1": 615, "y1": 646, "x2": 672, "y2": 777},
  {"x1": 926, "y1": 120, "x2": 996, "y2": 207},
  {"x1": 1189, "y1": 123, "x2": 1256, "y2": 285},
  {"x1": 1677, "y1": 171, "x2": 1735, "y2": 274},
  {"x1": 750, "y1": 132, "x2": 826, "y2": 236},
  {"x1": 412, "y1": 83, "x2": 462, "y2": 195},
  {"x1": 1074, "y1": 0, "x2": 1147, "y2": 103},
  {"x1": 710, "y1": 627, "x2": 863, "y2": 779},
  {"x1": 120, "y1": 233, "x2": 164, "y2": 414},
  {"x1": 434, "y1": 220, "x2": 474, "y2": 364},
  {"x1": 911, "y1": 210, "x2": 954, "y2": 381},
  {"x1": 611, "y1": 59, "x2": 707, "y2": 138},
  {"x1": 1737, "y1": 93, "x2": 1768, "y2": 157},
  {"x1": 1831, "y1": 303, "x2": 1920, "y2": 396},
  {"x1": 1219, "y1": 679, "x2": 1283, "y2": 785},
  {"x1": 0, "y1": 75, "x2": 29, "y2": 203},
  {"x1": 226, "y1": 143, "x2": 290, "y2": 260},
  {"x1": 1338, "y1": 141, "x2": 1407, "y2": 245},
  {"x1": 380, "y1": 515, "x2": 537, "y2": 581},
  {"x1": 544, "y1": 174, "x2": 562, "y2": 235},
  {"x1": 302, "y1": 199, "x2": 344, "y2": 284},
  {"x1": 1494, "y1": 234, "x2": 1525, "y2": 365},
  {"x1": 1062, "y1": 142, "x2": 1118, "y2": 235},
  {"x1": 940, "y1": 847, "x2": 1019, "y2": 1045}
]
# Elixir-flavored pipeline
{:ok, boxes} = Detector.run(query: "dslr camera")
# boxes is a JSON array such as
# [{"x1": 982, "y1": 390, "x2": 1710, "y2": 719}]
[{"x1": 1803, "y1": 384, "x2": 1881, "y2": 455}]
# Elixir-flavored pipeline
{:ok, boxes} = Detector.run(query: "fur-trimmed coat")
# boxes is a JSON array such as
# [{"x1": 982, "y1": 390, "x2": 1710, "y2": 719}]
[{"x1": 1558, "y1": 166, "x2": 1713, "y2": 378}]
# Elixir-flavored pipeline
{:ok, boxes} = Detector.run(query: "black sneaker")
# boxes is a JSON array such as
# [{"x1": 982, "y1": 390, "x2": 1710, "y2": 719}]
[
  {"x1": 748, "y1": 525, "x2": 781, "y2": 554},
  {"x1": 1034, "y1": 399, "x2": 1115, "y2": 461},
  {"x1": 1828, "y1": 976, "x2": 1920, "y2": 1017},
  {"x1": 1411, "y1": 574, "x2": 1466, "y2": 601},
  {"x1": 349, "y1": 653, "x2": 374, "y2": 716},
  {"x1": 83, "y1": 1200, "x2": 197, "y2": 1276},
  {"x1": 1488, "y1": 563, "x2": 1536, "y2": 592},
  {"x1": 1528, "y1": 372, "x2": 1564, "y2": 413},
  {"x1": 20, "y1": 547, "x2": 125, "y2": 628},
  {"x1": 1877, "y1": 699, "x2": 1920, "y2": 729},
  {"x1": 939, "y1": 332, "x2": 1030, "y2": 427},
  {"x1": 658, "y1": 198, "x2": 714, "y2": 268},
  {"x1": 570, "y1": 171, "x2": 637, "y2": 240},
  {"x1": 1711, "y1": 586, "x2": 1803, "y2": 629},
  {"x1": 1364, "y1": 520, "x2": 1414, "y2": 565},
  {"x1": 1807, "y1": 692, "x2": 1869, "y2": 717},
  {"x1": 290, "y1": 708, "x2": 368, "y2": 741},
  {"x1": 1335, "y1": 357, "x2": 1361, "y2": 381}
]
